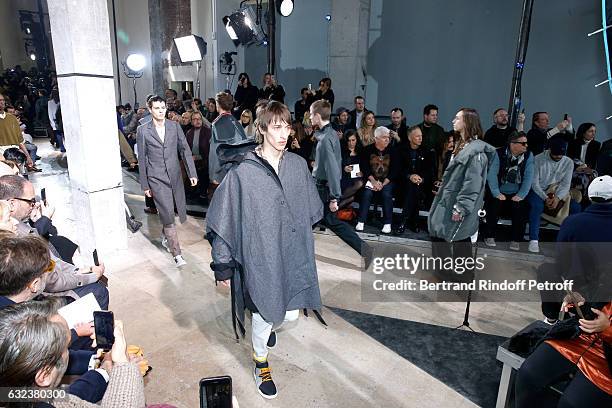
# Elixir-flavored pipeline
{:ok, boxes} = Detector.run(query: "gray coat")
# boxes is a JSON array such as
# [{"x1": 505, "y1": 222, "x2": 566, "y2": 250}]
[
  {"x1": 206, "y1": 151, "x2": 324, "y2": 327},
  {"x1": 428, "y1": 139, "x2": 496, "y2": 241},
  {"x1": 137, "y1": 119, "x2": 197, "y2": 225}
]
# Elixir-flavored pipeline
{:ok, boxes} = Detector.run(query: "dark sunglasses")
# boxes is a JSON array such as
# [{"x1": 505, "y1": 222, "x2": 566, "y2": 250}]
[
  {"x1": 511, "y1": 141, "x2": 528, "y2": 146},
  {"x1": 13, "y1": 197, "x2": 37, "y2": 207}
]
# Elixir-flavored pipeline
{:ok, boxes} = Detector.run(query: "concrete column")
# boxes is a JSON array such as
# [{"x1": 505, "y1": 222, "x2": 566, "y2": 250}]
[
  {"x1": 47, "y1": 0, "x2": 126, "y2": 258},
  {"x1": 329, "y1": 0, "x2": 371, "y2": 110}
]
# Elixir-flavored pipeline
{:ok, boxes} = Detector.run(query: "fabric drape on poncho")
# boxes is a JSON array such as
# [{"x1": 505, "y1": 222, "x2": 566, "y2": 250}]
[{"x1": 206, "y1": 151, "x2": 324, "y2": 326}]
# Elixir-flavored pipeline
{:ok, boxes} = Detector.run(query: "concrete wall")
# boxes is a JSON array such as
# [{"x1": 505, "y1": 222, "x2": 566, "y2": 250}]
[{"x1": 366, "y1": 0, "x2": 612, "y2": 139}]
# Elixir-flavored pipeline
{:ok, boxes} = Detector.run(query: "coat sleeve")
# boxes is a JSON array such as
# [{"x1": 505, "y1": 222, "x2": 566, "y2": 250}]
[
  {"x1": 211, "y1": 234, "x2": 235, "y2": 281},
  {"x1": 324, "y1": 137, "x2": 342, "y2": 199},
  {"x1": 302, "y1": 158, "x2": 323, "y2": 225},
  {"x1": 454, "y1": 153, "x2": 487, "y2": 216},
  {"x1": 44, "y1": 253, "x2": 98, "y2": 293},
  {"x1": 176, "y1": 122, "x2": 198, "y2": 179},
  {"x1": 136, "y1": 126, "x2": 149, "y2": 190}
]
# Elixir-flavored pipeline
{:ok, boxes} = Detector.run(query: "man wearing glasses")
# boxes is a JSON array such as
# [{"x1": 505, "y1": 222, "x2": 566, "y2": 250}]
[
  {"x1": 0, "y1": 92, "x2": 34, "y2": 170},
  {"x1": 484, "y1": 108, "x2": 526, "y2": 149},
  {"x1": 0, "y1": 175, "x2": 107, "y2": 308},
  {"x1": 483, "y1": 131, "x2": 534, "y2": 251}
]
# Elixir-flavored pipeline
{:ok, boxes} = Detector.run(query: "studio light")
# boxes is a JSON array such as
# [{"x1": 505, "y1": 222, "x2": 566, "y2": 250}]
[
  {"x1": 222, "y1": 6, "x2": 266, "y2": 47},
  {"x1": 173, "y1": 35, "x2": 207, "y2": 63},
  {"x1": 279, "y1": 0, "x2": 294, "y2": 17},
  {"x1": 29, "y1": 53, "x2": 36, "y2": 61},
  {"x1": 125, "y1": 53, "x2": 146, "y2": 74}
]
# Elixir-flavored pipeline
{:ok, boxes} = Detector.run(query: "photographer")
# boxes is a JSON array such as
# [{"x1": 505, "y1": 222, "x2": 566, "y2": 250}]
[
  {"x1": 258, "y1": 73, "x2": 285, "y2": 104},
  {"x1": 233, "y1": 73, "x2": 258, "y2": 120}
]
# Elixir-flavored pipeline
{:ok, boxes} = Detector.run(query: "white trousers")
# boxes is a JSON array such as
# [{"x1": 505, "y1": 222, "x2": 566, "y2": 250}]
[{"x1": 252, "y1": 309, "x2": 299, "y2": 360}]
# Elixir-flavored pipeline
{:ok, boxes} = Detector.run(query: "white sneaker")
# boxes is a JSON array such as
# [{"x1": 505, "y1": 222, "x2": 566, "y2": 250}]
[
  {"x1": 509, "y1": 241, "x2": 520, "y2": 251},
  {"x1": 528, "y1": 240, "x2": 539, "y2": 253},
  {"x1": 355, "y1": 222, "x2": 364, "y2": 231},
  {"x1": 484, "y1": 238, "x2": 496, "y2": 247},
  {"x1": 161, "y1": 237, "x2": 171, "y2": 253},
  {"x1": 381, "y1": 224, "x2": 391, "y2": 234},
  {"x1": 174, "y1": 255, "x2": 187, "y2": 267}
]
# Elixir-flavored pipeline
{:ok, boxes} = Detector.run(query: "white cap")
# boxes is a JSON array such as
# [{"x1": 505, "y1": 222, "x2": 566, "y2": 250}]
[{"x1": 588, "y1": 175, "x2": 612, "y2": 201}]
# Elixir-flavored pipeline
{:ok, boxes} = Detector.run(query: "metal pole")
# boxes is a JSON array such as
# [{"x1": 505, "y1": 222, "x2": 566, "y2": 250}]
[
  {"x1": 133, "y1": 77, "x2": 137, "y2": 110},
  {"x1": 267, "y1": 0, "x2": 276, "y2": 75},
  {"x1": 36, "y1": 0, "x2": 48, "y2": 70},
  {"x1": 111, "y1": 0, "x2": 122, "y2": 104},
  {"x1": 195, "y1": 61, "x2": 201, "y2": 99},
  {"x1": 508, "y1": 0, "x2": 535, "y2": 129}
]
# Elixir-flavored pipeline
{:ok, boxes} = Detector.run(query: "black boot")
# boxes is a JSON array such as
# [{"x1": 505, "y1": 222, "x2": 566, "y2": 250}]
[{"x1": 126, "y1": 214, "x2": 143, "y2": 233}]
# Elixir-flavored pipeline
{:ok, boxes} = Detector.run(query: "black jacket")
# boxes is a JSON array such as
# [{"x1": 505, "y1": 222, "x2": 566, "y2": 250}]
[
  {"x1": 567, "y1": 138, "x2": 601, "y2": 169},
  {"x1": 234, "y1": 84, "x2": 258, "y2": 116},
  {"x1": 396, "y1": 144, "x2": 434, "y2": 184},
  {"x1": 258, "y1": 85, "x2": 285, "y2": 103},
  {"x1": 359, "y1": 144, "x2": 399, "y2": 183}
]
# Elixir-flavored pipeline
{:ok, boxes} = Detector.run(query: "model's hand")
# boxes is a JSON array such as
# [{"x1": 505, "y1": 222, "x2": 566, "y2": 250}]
[
  {"x1": 190, "y1": 177, "x2": 198, "y2": 186},
  {"x1": 451, "y1": 211, "x2": 463, "y2": 222},
  {"x1": 144, "y1": 190, "x2": 152, "y2": 197},
  {"x1": 579, "y1": 308, "x2": 611, "y2": 334},
  {"x1": 329, "y1": 200, "x2": 339, "y2": 212},
  {"x1": 511, "y1": 195, "x2": 523, "y2": 202},
  {"x1": 219, "y1": 279, "x2": 230, "y2": 287}
]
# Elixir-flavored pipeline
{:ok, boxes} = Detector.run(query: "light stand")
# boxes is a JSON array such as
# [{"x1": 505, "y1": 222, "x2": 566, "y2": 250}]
[{"x1": 122, "y1": 54, "x2": 146, "y2": 108}]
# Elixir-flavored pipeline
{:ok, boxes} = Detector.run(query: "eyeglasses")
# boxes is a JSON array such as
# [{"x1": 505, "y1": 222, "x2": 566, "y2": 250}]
[
  {"x1": 12, "y1": 197, "x2": 37, "y2": 207},
  {"x1": 511, "y1": 141, "x2": 528, "y2": 146}
]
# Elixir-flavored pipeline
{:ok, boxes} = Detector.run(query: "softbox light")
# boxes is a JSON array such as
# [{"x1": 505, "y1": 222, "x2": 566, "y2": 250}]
[{"x1": 174, "y1": 35, "x2": 207, "y2": 63}]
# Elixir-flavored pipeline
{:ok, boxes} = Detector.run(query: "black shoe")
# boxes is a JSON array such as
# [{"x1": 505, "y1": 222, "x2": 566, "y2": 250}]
[
  {"x1": 144, "y1": 207, "x2": 158, "y2": 215},
  {"x1": 126, "y1": 215, "x2": 142, "y2": 233},
  {"x1": 267, "y1": 331, "x2": 276, "y2": 349},
  {"x1": 394, "y1": 223, "x2": 406, "y2": 235},
  {"x1": 253, "y1": 360, "x2": 277, "y2": 399}
]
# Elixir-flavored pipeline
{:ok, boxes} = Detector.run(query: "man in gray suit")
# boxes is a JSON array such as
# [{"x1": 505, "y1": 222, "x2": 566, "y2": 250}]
[{"x1": 137, "y1": 96, "x2": 198, "y2": 267}]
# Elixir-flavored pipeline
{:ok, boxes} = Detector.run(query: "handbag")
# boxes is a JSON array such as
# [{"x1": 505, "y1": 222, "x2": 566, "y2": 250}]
[
  {"x1": 541, "y1": 183, "x2": 570, "y2": 225},
  {"x1": 336, "y1": 208, "x2": 356, "y2": 221}
]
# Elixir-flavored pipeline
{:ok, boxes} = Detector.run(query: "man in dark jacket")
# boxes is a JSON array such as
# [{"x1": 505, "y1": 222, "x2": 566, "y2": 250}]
[
  {"x1": 417, "y1": 104, "x2": 446, "y2": 155},
  {"x1": 526, "y1": 112, "x2": 573, "y2": 155},
  {"x1": 185, "y1": 111, "x2": 211, "y2": 200},
  {"x1": 258, "y1": 73, "x2": 285, "y2": 103},
  {"x1": 395, "y1": 126, "x2": 433, "y2": 234},
  {"x1": 207, "y1": 101, "x2": 323, "y2": 399},
  {"x1": 311, "y1": 99, "x2": 365, "y2": 254},
  {"x1": 347, "y1": 96, "x2": 366, "y2": 131},
  {"x1": 484, "y1": 108, "x2": 520, "y2": 148}
]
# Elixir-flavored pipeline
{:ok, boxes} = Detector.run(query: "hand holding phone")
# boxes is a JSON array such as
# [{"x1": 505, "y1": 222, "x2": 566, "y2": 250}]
[
  {"x1": 93, "y1": 249, "x2": 99, "y2": 266},
  {"x1": 200, "y1": 376, "x2": 232, "y2": 408},
  {"x1": 93, "y1": 311, "x2": 115, "y2": 351},
  {"x1": 41, "y1": 188, "x2": 47, "y2": 205}
]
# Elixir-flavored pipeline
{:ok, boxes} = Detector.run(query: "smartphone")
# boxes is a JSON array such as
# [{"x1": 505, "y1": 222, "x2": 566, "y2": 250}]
[
  {"x1": 41, "y1": 188, "x2": 46, "y2": 205},
  {"x1": 200, "y1": 376, "x2": 232, "y2": 408},
  {"x1": 308, "y1": 83, "x2": 312, "y2": 91},
  {"x1": 563, "y1": 113, "x2": 568, "y2": 121},
  {"x1": 93, "y1": 249, "x2": 99, "y2": 266},
  {"x1": 93, "y1": 311, "x2": 115, "y2": 351}
]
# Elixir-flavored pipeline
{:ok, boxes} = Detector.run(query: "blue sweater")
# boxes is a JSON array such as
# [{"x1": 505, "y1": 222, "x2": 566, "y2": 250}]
[{"x1": 486, "y1": 150, "x2": 534, "y2": 198}]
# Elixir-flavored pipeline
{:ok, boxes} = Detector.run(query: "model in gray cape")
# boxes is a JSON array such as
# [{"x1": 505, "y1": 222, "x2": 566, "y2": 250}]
[
  {"x1": 206, "y1": 150, "x2": 324, "y2": 332},
  {"x1": 428, "y1": 139, "x2": 496, "y2": 241}
]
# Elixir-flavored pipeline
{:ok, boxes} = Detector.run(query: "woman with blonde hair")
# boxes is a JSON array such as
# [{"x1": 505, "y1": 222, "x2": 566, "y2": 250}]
[
  {"x1": 240, "y1": 109, "x2": 256, "y2": 138},
  {"x1": 357, "y1": 111, "x2": 376, "y2": 146}
]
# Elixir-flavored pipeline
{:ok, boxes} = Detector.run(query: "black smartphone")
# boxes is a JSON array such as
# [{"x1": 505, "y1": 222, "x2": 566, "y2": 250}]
[
  {"x1": 200, "y1": 376, "x2": 232, "y2": 408},
  {"x1": 563, "y1": 113, "x2": 568, "y2": 120},
  {"x1": 41, "y1": 188, "x2": 46, "y2": 205},
  {"x1": 93, "y1": 311, "x2": 115, "y2": 351},
  {"x1": 93, "y1": 249, "x2": 99, "y2": 266}
]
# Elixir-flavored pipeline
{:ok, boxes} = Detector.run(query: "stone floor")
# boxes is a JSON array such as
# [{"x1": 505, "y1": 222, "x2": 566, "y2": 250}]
[{"x1": 28, "y1": 140, "x2": 544, "y2": 408}]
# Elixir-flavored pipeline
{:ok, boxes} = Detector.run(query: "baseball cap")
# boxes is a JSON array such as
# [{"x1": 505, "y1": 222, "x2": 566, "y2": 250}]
[
  {"x1": 588, "y1": 175, "x2": 612, "y2": 201},
  {"x1": 549, "y1": 137, "x2": 567, "y2": 155}
]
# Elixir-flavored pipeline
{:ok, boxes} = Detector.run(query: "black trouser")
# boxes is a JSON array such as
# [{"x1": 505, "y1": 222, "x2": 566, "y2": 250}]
[
  {"x1": 145, "y1": 195, "x2": 157, "y2": 209},
  {"x1": 483, "y1": 191, "x2": 527, "y2": 242},
  {"x1": 316, "y1": 181, "x2": 364, "y2": 255},
  {"x1": 401, "y1": 182, "x2": 422, "y2": 226},
  {"x1": 430, "y1": 237, "x2": 475, "y2": 282},
  {"x1": 515, "y1": 343, "x2": 612, "y2": 408}
]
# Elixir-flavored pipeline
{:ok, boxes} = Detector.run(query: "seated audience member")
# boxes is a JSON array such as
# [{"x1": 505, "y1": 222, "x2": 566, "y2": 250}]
[
  {"x1": 258, "y1": 72, "x2": 285, "y2": 103},
  {"x1": 179, "y1": 111, "x2": 193, "y2": 134},
  {"x1": 294, "y1": 87, "x2": 310, "y2": 122},
  {"x1": 526, "y1": 138, "x2": 573, "y2": 253},
  {"x1": 0, "y1": 300, "x2": 146, "y2": 406},
  {"x1": 597, "y1": 137, "x2": 612, "y2": 176},
  {"x1": 240, "y1": 109, "x2": 256, "y2": 138},
  {"x1": 339, "y1": 130, "x2": 363, "y2": 208},
  {"x1": 289, "y1": 120, "x2": 315, "y2": 166},
  {"x1": 357, "y1": 111, "x2": 376, "y2": 147},
  {"x1": 395, "y1": 126, "x2": 433, "y2": 234},
  {"x1": 568, "y1": 122, "x2": 600, "y2": 170},
  {"x1": 186, "y1": 112, "x2": 211, "y2": 199},
  {"x1": 483, "y1": 108, "x2": 524, "y2": 148},
  {"x1": 432, "y1": 133, "x2": 455, "y2": 195},
  {"x1": 205, "y1": 97, "x2": 219, "y2": 123},
  {"x1": 0, "y1": 175, "x2": 108, "y2": 307},
  {"x1": 418, "y1": 104, "x2": 446, "y2": 155},
  {"x1": 332, "y1": 107, "x2": 350, "y2": 138},
  {"x1": 307, "y1": 77, "x2": 335, "y2": 109},
  {"x1": 483, "y1": 131, "x2": 533, "y2": 250},
  {"x1": 386, "y1": 107, "x2": 407, "y2": 146},
  {"x1": 3, "y1": 147, "x2": 27, "y2": 177},
  {"x1": 348, "y1": 96, "x2": 367, "y2": 131},
  {"x1": 356, "y1": 126, "x2": 398, "y2": 234},
  {"x1": 526, "y1": 111, "x2": 573, "y2": 155},
  {"x1": 234, "y1": 73, "x2": 258, "y2": 119}
]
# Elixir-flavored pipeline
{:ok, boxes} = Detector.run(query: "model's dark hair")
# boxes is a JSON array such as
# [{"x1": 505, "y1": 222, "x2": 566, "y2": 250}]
[
  {"x1": 147, "y1": 95, "x2": 165, "y2": 108},
  {"x1": 576, "y1": 122, "x2": 596, "y2": 143}
]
